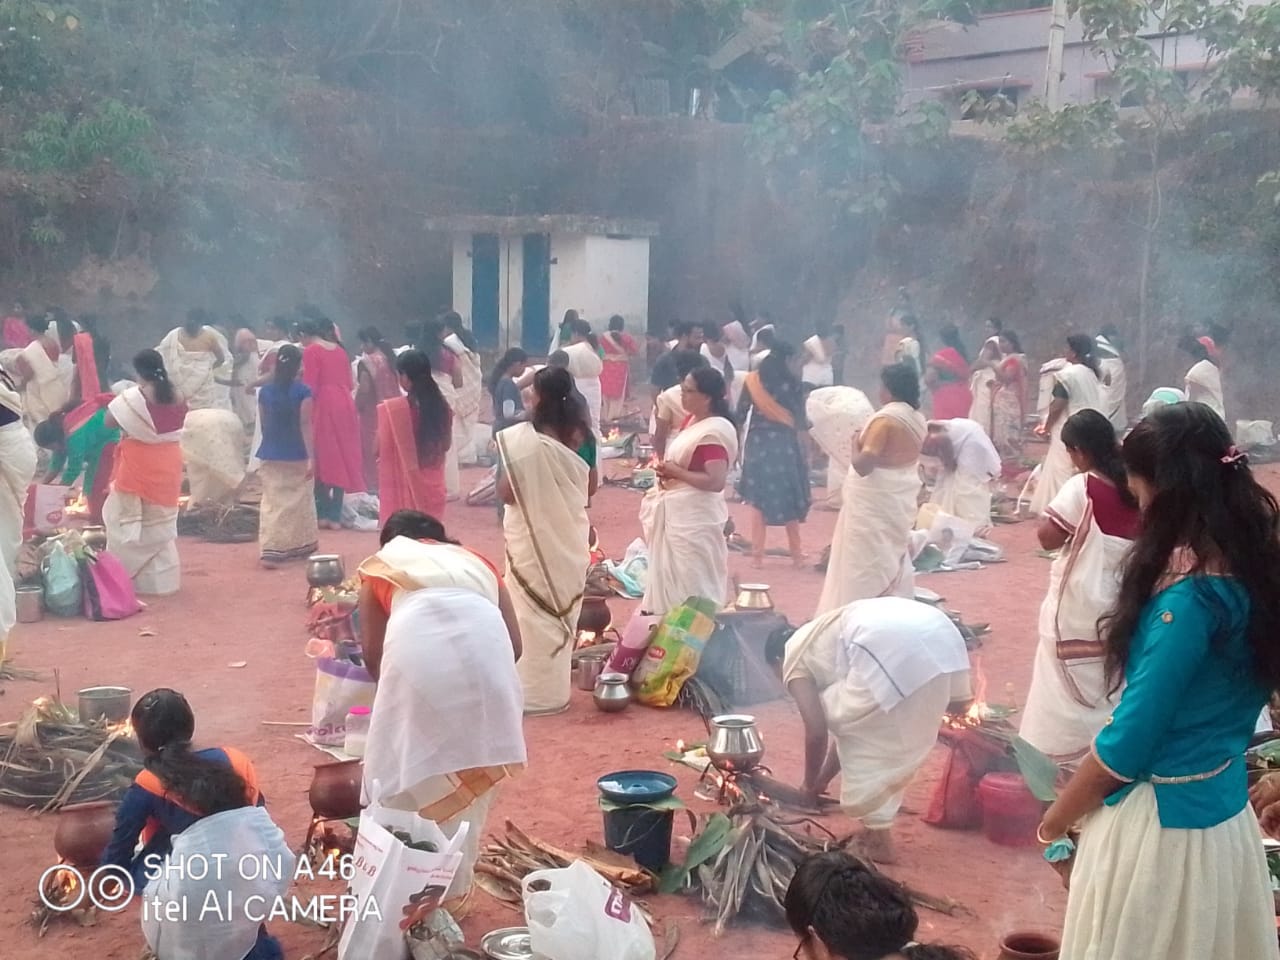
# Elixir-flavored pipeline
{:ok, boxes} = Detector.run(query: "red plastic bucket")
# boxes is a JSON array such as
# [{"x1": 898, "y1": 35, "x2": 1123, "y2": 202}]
[{"x1": 977, "y1": 772, "x2": 1044, "y2": 847}]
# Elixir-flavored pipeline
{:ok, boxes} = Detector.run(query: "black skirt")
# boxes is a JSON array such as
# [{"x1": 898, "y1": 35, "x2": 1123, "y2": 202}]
[{"x1": 737, "y1": 419, "x2": 811, "y2": 525}]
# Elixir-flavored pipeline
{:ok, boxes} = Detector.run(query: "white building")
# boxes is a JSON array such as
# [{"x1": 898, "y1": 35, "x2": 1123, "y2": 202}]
[{"x1": 424, "y1": 214, "x2": 657, "y2": 352}]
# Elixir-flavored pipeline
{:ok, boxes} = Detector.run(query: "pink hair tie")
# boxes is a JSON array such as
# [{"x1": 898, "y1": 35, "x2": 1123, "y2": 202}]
[{"x1": 1221, "y1": 445, "x2": 1248, "y2": 466}]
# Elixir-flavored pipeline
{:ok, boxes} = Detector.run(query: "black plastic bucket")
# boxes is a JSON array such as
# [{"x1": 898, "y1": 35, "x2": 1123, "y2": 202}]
[{"x1": 601, "y1": 806, "x2": 674, "y2": 873}]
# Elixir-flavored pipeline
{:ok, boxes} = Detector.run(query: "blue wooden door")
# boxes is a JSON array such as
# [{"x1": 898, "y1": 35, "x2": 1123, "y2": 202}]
[
  {"x1": 521, "y1": 233, "x2": 551, "y2": 353},
  {"x1": 470, "y1": 233, "x2": 500, "y2": 349}
]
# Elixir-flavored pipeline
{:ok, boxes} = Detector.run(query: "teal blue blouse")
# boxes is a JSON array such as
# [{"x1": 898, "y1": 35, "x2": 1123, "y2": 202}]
[{"x1": 1094, "y1": 576, "x2": 1268, "y2": 829}]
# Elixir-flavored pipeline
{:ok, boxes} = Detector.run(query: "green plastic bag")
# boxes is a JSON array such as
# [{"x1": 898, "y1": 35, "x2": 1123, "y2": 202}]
[{"x1": 632, "y1": 596, "x2": 718, "y2": 707}]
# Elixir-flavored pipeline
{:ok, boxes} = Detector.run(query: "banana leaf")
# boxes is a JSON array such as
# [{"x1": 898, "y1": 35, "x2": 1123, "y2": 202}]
[
  {"x1": 658, "y1": 812, "x2": 732, "y2": 894},
  {"x1": 1012, "y1": 735, "x2": 1061, "y2": 802}
]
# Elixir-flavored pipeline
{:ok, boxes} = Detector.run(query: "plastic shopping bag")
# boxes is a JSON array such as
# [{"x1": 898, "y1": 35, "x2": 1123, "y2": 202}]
[
  {"x1": 338, "y1": 799, "x2": 469, "y2": 960},
  {"x1": 307, "y1": 657, "x2": 375, "y2": 746},
  {"x1": 25, "y1": 483, "x2": 68, "y2": 536},
  {"x1": 523, "y1": 860, "x2": 656, "y2": 960},
  {"x1": 631, "y1": 596, "x2": 718, "y2": 707},
  {"x1": 81, "y1": 550, "x2": 142, "y2": 621},
  {"x1": 42, "y1": 540, "x2": 82, "y2": 616},
  {"x1": 342, "y1": 492, "x2": 381, "y2": 532}
]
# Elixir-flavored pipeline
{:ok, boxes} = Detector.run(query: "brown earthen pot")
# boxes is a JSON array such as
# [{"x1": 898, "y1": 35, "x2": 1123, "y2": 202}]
[
  {"x1": 998, "y1": 931, "x2": 1061, "y2": 960},
  {"x1": 54, "y1": 800, "x2": 117, "y2": 867},
  {"x1": 309, "y1": 759, "x2": 363, "y2": 819},
  {"x1": 577, "y1": 595, "x2": 612, "y2": 635}
]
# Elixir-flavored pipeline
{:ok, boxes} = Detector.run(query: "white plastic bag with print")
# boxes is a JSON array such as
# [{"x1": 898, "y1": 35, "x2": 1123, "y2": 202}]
[
  {"x1": 523, "y1": 860, "x2": 656, "y2": 960},
  {"x1": 338, "y1": 798, "x2": 469, "y2": 960}
]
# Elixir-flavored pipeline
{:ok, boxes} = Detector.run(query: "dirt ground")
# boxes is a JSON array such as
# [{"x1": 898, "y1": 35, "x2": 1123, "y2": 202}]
[{"x1": 0, "y1": 459, "x2": 1090, "y2": 960}]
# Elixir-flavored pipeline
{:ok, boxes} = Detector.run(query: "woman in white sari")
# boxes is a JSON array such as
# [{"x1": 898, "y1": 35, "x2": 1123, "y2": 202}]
[
  {"x1": 103, "y1": 351, "x2": 188, "y2": 596},
  {"x1": 923, "y1": 417, "x2": 1002, "y2": 528},
  {"x1": 443, "y1": 313, "x2": 485, "y2": 466},
  {"x1": 770, "y1": 597, "x2": 972, "y2": 863},
  {"x1": 968, "y1": 336, "x2": 1002, "y2": 438},
  {"x1": 1021, "y1": 411, "x2": 1140, "y2": 765},
  {"x1": 1096, "y1": 326, "x2": 1128, "y2": 433},
  {"x1": 497, "y1": 367, "x2": 594, "y2": 715},
  {"x1": 358, "y1": 513, "x2": 526, "y2": 913},
  {"x1": 13, "y1": 311, "x2": 76, "y2": 425},
  {"x1": 0, "y1": 371, "x2": 37, "y2": 659},
  {"x1": 641, "y1": 368, "x2": 739, "y2": 614},
  {"x1": 563, "y1": 319, "x2": 604, "y2": 436},
  {"x1": 157, "y1": 310, "x2": 231, "y2": 411},
  {"x1": 180, "y1": 408, "x2": 247, "y2": 505},
  {"x1": 1029, "y1": 335, "x2": 1104, "y2": 516},
  {"x1": 816, "y1": 363, "x2": 926, "y2": 616},
  {"x1": 1180, "y1": 334, "x2": 1226, "y2": 422}
]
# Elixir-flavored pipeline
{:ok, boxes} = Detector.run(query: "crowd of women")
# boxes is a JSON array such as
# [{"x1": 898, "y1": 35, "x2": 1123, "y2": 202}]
[{"x1": 3, "y1": 297, "x2": 1274, "y2": 960}]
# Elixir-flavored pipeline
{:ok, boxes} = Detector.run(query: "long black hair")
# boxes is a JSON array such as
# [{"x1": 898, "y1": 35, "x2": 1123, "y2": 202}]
[
  {"x1": 900, "y1": 314, "x2": 925, "y2": 357},
  {"x1": 379, "y1": 509, "x2": 457, "y2": 546},
  {"x1": 881, "y1": 362, "x2": 921, "y2": 409},
  {"x1": 1101, "y1": 402, "x2": 1280, "y2": 693},
  {"x1": 488, "y1": 348, "x2": 528, "y2": 397},
  {"x1": 687, "y1": 367, "x2": 735, "y2": 426},
  {"x1": 395, "y1": 349, "x2": 451, "y2": 467},
  {"x1": 571, "y1": 317, "x2": 599, "y2": 352},
  {"x1": 939, "y1": 323, "x2": 968, "y2": 363},
  {"x1": 441, "y1": 311, "x2": 478, "y2": 353},
  {"x1": 183, "y1": 308, "x2": 207, "y2": 337},
  {"x1": 757, "y1": 341, "x2": 805, "y2": 419},
  {"x1": 532, "y1": 366, "x2": 590, "y2": 450},
  {"x1": 131, "y1": 689, "x2": 252, "y2": 816},
  {"x1": 1066, "y1": 333, "x2": 1101, "y2": 378},
  {"x1": 273, "y1": 343, "x2": 303, "y2": 388},
  {"x1": 1060, "y1": 409, "x2": 1136, "y2": 508},
  {"x1": 785, "y1": 852, "x2": 976, "y2": 960},
  {"x1": 416, "y1": 319, "x2": 449, "y2": 368},
  {"x1": 1178, "y1": 333, "x2": 1212, "y2": 364},
  {"x1": 133, "y1": 349, "x2": 177, "y2": 405},
  {"x1": 358, "y1": 326, "x2": 398, "y2": 370}
]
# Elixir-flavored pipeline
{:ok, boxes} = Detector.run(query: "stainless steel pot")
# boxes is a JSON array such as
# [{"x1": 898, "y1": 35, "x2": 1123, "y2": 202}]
[
  {"x1": 78, "y1": 686, "x2": 133, "y2": 724},
  {"x1": 593, "y1": 672, "x2": 632, "y2": 713},
  {"x1": 575, "y1": 652, "x2": 609, "y2": 691},
  {"x1": 82, "y1": 525, "x2": 108, "y2": 552},
  {"x1": 707, "y1": 714, "x2": 765, "y2": 772},
  {"x1": 15, "y1": 585, "x2": 44, "y2": 623},
  {"x1": 733, "y1": 584, "x2": 774, "y2": 611},
  {"x1": 307, "y1": 554, "x2": 346, "y2": 588}
]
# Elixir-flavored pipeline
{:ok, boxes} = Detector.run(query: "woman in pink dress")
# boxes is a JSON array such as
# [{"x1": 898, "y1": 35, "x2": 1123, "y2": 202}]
[
  {"x1": 925, "y1": 323, "x2": 973, "y2": 420},
  {"x1": 300, "y1": 317, "x2": 363, "y2": 529},
  {"x1": 355, "y1": 327, "x2": 402, "y2": 494},
  {"x1": 600, "y1": 314, "x2": 638, "y2": 422}
]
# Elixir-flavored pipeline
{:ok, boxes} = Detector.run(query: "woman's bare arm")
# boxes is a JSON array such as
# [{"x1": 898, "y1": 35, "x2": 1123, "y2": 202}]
[{"x1": 358, "y1": 579, "x2": 390, "y2": 681}]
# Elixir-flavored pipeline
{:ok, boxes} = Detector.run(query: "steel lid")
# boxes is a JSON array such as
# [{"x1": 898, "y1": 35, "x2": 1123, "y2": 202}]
[{"x1": 481, "y1": 927, "x2": 538, "y2": 960}]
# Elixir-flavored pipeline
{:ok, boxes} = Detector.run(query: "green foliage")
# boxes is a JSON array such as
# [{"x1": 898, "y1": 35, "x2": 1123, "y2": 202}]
[
  {"x1": 0, "y1": 0, "x2": 79, "y2": 99},
  {"x1": 1004, "y1": 99, "x2": 1121, "y2": 154},
  {"x1": 11, "y1": 98, "x2": 156, "y2": 176},
  {"x1": 748, "y1": 0, "x2": 961, "y2": 217}
]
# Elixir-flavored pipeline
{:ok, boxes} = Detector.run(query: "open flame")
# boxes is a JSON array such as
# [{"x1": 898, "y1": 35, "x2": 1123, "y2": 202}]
[{"x1": 966, "y1": 653, "x2": 988, "y2": 722}]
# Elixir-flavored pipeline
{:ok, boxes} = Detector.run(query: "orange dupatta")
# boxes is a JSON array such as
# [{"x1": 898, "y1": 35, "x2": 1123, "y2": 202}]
[
  {"x1": 743, "y1": 371, "x2": 795, "y2": 428},
  {"x1": 376, "y1": 397, "x2": 448, "y2": 524}
]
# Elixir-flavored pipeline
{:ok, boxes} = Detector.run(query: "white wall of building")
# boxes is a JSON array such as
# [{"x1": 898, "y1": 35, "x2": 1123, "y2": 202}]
[
  {"x1": 449, "y1": 229, "x2": 651, "y2": 350},
  {"x1": 581, "y1": 235, "x2": 650, "y2": 334}
]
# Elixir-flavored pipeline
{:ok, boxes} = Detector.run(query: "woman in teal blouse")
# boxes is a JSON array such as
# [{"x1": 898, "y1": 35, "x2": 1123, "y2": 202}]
[{"x1": 1040, "y1": 402, "x2": 1280, "y2": 960}]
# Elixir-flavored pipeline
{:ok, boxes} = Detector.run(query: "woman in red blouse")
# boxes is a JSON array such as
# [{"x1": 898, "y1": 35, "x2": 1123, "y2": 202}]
[{"x1": 640, "y1": 367, "x2": 741, "y2": 613}]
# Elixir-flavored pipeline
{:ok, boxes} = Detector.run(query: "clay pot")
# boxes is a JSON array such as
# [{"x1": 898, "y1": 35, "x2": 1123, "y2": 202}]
[
  {"x1": 54, "y1": 801, "x2": 117, "y2": 868},
  {"x1": 998, "y1": 931, "x2": 1061, "y2": 960},
  {"x1": 308, "y1": 759, "x2": 363, "y2": 819},
  {"x1": 577, "y1": 596, "x2": 612, "y2": 635}
]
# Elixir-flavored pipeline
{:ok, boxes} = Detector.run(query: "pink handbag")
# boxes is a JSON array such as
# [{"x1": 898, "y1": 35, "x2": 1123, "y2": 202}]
[{"x1": 81, "y1": 550, "x2": 143, "y2": 621}]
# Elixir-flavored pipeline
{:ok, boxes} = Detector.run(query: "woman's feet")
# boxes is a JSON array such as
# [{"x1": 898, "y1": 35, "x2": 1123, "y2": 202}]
[{"x1": 861, "y1": 828, "x2": 897, "y2": 865}]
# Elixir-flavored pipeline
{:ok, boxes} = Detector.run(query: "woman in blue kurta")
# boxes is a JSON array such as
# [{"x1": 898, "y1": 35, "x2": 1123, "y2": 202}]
[{"x1": 1039, "y1": 402, "x2": 1280, "y2": 960}]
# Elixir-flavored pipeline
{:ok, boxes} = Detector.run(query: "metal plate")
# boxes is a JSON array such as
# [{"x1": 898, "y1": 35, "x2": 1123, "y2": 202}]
[{"x1": 480, "y1": 927, "x2": 536, "y2": 960}]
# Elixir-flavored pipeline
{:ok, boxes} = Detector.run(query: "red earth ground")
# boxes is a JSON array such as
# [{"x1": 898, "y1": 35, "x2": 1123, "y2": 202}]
[{"x1": 1, "y1": 454, "x2": 1198, "y2": 960}]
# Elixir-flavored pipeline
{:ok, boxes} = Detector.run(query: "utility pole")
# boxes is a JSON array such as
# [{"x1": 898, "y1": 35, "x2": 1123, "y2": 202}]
[{"x1": 1045, "y1": 0, "x2": 1068, "y2": 110}]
